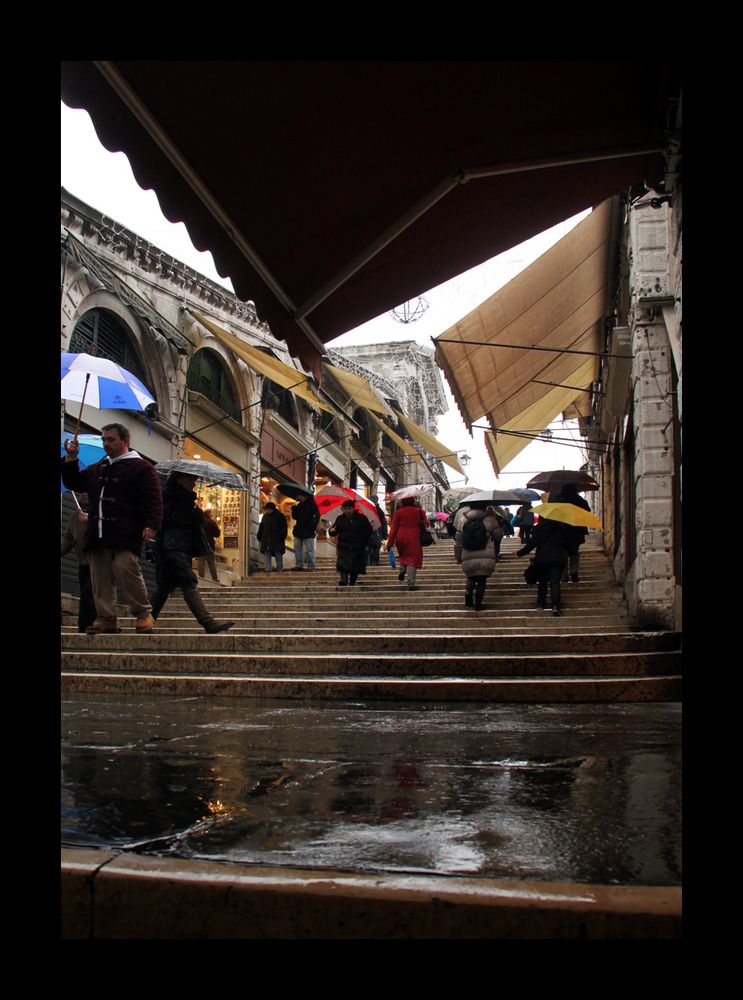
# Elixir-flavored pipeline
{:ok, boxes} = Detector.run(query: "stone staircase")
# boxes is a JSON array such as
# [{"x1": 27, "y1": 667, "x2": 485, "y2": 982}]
[{"x1": 60, "y1": 536, "x2": 682, "y2": 702}]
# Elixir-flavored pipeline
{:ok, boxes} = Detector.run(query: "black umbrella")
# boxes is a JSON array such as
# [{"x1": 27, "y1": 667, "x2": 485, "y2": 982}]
[
  {"x1": 155, "y1": 459, "x2": 248, "y2": 490},
  {"x1": 275, "y1": 483, "x2": 314, "y2": 501},
  {"x1": 526, "y1": 470, "x2": 599, "y2": 492}
]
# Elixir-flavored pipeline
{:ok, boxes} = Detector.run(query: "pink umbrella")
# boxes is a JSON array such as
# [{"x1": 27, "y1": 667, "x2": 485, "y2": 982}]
[{"x1": 315, "y1": 485, "x2": 382, "y2": 530}]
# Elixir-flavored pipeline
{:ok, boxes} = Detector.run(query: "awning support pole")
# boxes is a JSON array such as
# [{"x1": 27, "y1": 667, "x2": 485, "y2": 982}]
[{"x1": 436, "y1": 337, "x2": 631, "y2": 360}]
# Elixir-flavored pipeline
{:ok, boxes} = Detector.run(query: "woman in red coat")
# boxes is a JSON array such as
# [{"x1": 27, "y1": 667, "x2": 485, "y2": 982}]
[{"x1": 386, "y1": 498, "x2": 430, "y2": 591}]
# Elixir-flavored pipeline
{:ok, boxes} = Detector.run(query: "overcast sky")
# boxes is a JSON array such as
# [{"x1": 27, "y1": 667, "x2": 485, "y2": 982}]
[{"x1": 61, "y1": 101, "x2": 592, "y2": 492}]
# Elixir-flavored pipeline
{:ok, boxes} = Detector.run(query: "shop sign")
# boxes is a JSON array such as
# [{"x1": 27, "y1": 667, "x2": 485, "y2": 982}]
[{"x1": 261, "y1": 429, "x2": 306, "y2": 484}]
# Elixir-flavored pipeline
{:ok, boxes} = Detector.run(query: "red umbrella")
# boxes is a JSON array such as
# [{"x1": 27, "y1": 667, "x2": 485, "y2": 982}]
[{"x1": 315, "y1": 485, "x2": 382, "y2": 530}]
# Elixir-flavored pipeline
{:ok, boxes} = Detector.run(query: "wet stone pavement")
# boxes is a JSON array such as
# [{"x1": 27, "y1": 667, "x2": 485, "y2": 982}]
[{"x1": 61, "y1": 693, "x2": 681, "y2": 886}]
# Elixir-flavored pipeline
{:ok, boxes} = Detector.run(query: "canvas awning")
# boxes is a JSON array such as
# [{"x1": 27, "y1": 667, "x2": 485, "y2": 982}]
[
  {"x1": 483, "y1": 355, "x2": 597, "y2": 475},
  {"x1": 365, "y1": 408, "x2": 421, "y2": 458},
  {"x1": 392, "y1": 409, "x2": 466, "y2": 477},
  {"x1": 435, "y1": 199, "x2": 617, "y2": 472},
  {"x1": 321, "y1": 363, "x2": 395, "y2": 417},
  {"x1": 189, "y1": 311, "x2": 332, "y2": 413},
  {"x1": 61, "y1": 62, "x2": 679, "y2": 378}
]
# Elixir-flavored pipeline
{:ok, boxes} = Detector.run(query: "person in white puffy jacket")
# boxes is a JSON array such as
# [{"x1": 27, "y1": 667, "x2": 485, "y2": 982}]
[{"x1": 453, "y1": 505, "x2": 504, "y2": 610}]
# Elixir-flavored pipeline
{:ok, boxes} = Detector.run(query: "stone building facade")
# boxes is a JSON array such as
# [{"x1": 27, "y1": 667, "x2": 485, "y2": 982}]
[
  {"x1": 60, "y1": 189, "x2": 445, "y2": 586},
  {"x1": 589, "y1": 184, "x2": 682, "y2": 630},
  {"x1": 333, "y1": 341, "x2": 449, "y2": 431}
]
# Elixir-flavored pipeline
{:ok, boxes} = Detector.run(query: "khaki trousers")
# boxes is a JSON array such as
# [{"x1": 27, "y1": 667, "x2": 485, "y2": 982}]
[{"x1": 88, "y1": 548, "x2": 152, "y2": 622}]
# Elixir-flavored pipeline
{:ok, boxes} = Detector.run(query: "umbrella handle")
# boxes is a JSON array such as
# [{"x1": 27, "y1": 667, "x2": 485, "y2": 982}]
[{"x1": 73, "y1": 373, "x2": 91, "y2": 441}]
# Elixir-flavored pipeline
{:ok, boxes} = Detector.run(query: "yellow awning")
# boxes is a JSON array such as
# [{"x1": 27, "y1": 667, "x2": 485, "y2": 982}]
[
  {"x1": 392, "y1": 409, "x2": 465, "y2": 476},
  {"x1": 365, "y1": 408, "x2": 421, "y2": 457},
  {"x1": 434, "y1": 199, "x2": 615, "y2": 432},
  {"x1": 190, "y1": 311, "x2": 333, "y2": 413},
  {"x1": 321, "y1": 363, "x2": 395, "y2": 417},
  {"x1": 483, "y1": 355, "x2": 596, "y2": 474}
]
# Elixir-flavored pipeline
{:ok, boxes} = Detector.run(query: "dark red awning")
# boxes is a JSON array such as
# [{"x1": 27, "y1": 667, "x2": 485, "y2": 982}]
[{"x1": 61, "y1": 61, "x2": 680, "y2": 379}]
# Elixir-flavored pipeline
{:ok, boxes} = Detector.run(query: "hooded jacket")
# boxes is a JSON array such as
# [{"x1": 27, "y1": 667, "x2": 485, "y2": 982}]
[
  {"x1": 60, "y1": 451, "x2": 162, "y2": 555},
  {"x1": 453, "y1": 507, "x2": 503, "y2": 578}
]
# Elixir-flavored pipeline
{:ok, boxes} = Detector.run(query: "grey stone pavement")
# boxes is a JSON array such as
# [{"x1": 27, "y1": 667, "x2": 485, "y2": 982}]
[{"x1": 61, "y1": 692, "x2": 681, "y2": 887}]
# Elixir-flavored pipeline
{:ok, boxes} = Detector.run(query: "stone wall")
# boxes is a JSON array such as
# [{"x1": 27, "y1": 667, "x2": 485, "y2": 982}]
[{"x1": 626, "y1": 199, "x2": 679, "y2": 629}]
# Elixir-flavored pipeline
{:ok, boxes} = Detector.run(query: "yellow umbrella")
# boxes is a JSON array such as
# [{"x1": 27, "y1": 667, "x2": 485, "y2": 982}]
[{"x1": 531, "y1": 503, "x2": 602, "y2": 529}]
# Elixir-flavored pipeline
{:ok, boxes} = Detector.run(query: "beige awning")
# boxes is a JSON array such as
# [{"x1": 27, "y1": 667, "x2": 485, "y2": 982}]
[
  {"x1": 434, "y1": 199, "x2": 616, "y2": 436},
  {"x1": 321, "y1": 363, "x2": 395, "y2": 417},
  {"x1": 392, "y1": 409, "x2": 465, "y2": 476},
  {"x1": 365, "y1": 408, "x2": 421, "y2": 458},
  {"x1": 190, "y1": 311, "x2": 333, "y2": 412},
  {"x1": 483, "y1": 356, "x2": 597, "y2": 474}
]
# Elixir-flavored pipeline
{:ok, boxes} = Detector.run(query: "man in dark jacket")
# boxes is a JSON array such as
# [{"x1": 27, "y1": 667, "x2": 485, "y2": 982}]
[
  {"x1": 149, "y1": 474, "x2": 234, "y2": 632},
  {"x1": 550, "y1": 483, "x2": 591, "y2": 583},
  {"x1": 516, "y1": 516, "x2": 571, "y2": 616},
  {"x1": 257, "y1": 502, "x2": 288, "y2": 572},
  {"x1": 329, "y1": 499, "x2": 372, "y2": 586},
  {"x1": 291, "y1": 494, "x2": 321, "y2": 571},
  {"x1": 62, "y1": 423, "x2": 162, "y2": 634}
]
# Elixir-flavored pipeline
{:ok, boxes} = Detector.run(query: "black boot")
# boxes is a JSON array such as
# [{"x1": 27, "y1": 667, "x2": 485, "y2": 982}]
[
  {"x1": 183, "y1": 588, "x2": 234, "y2": 633},
  {"x1": 149, "y1": 586, "x2": 170, "y2": 621}
]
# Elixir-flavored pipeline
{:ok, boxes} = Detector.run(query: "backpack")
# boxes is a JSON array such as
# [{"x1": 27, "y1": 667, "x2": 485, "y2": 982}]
[{"x1": 462, "y1": 516, "x2": 488, "y2": 551}]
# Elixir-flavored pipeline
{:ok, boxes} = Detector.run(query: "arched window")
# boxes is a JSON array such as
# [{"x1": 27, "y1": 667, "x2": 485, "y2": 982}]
[
  {"x1": 262, "y1": 379, "x2": 298, "y2": 429},
  {"x1": 187, "y1": 349, "x2": 241, "y2": 422},
  {"x1": 70, "y1": 308, "x2": 153, "y2": 394}
]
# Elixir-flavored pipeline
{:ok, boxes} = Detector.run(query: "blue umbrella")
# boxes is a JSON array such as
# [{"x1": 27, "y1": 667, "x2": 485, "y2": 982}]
[
  {"x1": 60, "y1": 432, "x2": 105, "y2": 492},
  {"x1": 61, "y1": 353, "x2": 156, "y2": 412},
  {"x1": 512, "y1": 488, "x2": 541, "y2": 503}
]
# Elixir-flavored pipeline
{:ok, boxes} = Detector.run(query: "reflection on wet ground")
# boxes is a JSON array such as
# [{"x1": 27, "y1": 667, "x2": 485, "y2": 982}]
[{"x1": 62, "y1": 695, "x2": 681, "y2": 885}]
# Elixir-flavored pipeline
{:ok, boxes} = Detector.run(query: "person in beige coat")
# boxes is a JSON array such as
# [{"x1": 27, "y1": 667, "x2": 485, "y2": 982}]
[{"x1": 453, "y1": 505, "x2": 504, "y2": 610}]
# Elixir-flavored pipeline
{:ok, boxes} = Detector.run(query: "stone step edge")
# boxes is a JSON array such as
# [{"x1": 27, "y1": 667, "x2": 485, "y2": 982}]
[
  {"x1": 61, "y1": 631, "x2": 680, "y2": 650},
  {"x1": 60, "y1": 649, "x2": 682, "y2": 664},
  {"x1": 60, "y1": 672, "x2": 683, "y2": 702},
  {"x1": 61, "y1": 847, "x2": 682, "y2": 939}
]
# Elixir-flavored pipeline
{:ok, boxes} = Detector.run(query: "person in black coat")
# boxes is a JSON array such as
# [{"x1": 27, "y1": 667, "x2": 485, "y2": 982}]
[
  {"x1": 291, "y1": 495, "x2": 321, "y2": 571},
  {"x1": 257, "y1": 502, "x2": 288, "y2": 572},
  {"x1": 516, "y1": 516, "x2": 571, "y2": 616},
  {"x1": 149, "y1": 474, "x2": 234, "y2": 632},
  {"x1": 366, "y1": 494, "x2": 388, "y2": 566},
  {"x1": 550, "y1": 483, "x2": 591, "y2": 583},
  {"x1": 329, "y1": 500, "x2": 372, "y2": 586}
]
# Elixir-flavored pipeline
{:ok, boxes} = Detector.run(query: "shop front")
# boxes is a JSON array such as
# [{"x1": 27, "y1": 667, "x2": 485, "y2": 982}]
[
  {"x1": 183, "y1": 437, "x2": 247, "y2": 583},
  {"x1": 260, "y1": 426, "x2": 309, "y2": 558}
]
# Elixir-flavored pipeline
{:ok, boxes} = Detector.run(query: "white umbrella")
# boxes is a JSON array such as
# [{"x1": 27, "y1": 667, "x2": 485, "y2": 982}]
[
  {"x1": 61, "y1": 352, "x2": 156, "y2": 410},
  {"x1": 61, "y1": 352, "x2": 157, "y2": 439},
  {"x1": 461, "y1": 489, "x2": 524, "y2": 505},
  {"x1": 390, "y1": 483, "x2": 434, "y2": 501}
]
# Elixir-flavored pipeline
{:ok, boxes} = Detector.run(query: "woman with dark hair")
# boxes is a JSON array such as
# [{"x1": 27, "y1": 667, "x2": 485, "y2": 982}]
[
  {"x1": 386, "y1": 498, "x2": 430, "y2": 592},
  {"x1": 149, "y1": 473, "x2": 234, "y2": 633}
]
